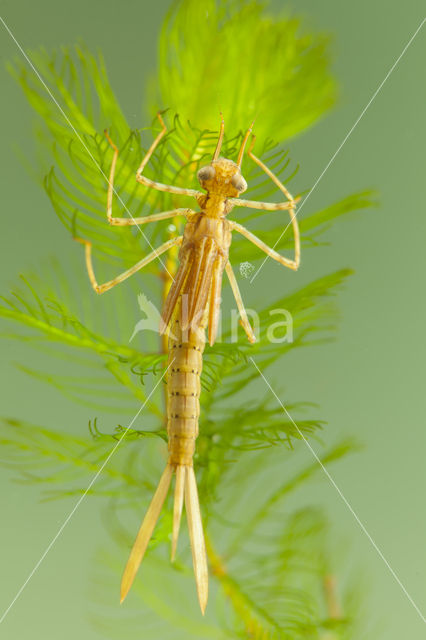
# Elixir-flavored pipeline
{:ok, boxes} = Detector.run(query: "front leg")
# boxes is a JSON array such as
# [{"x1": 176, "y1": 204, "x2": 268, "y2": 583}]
[
  {"x1": 104, "y1": 130, "x2": 196, "y2": 226},
  {"x1": 228, "y1": 135, "x2": 301, "y2": 268},
  {"x1": 228, "y1": 196, "x2": 300, "y2": 211},
  {"x1": 135, "y1": 112, "x2": 202, "y2": 199}
]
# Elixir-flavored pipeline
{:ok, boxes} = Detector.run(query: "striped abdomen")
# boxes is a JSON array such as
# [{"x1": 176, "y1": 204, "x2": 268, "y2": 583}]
[
  {"x1": 122, "y1": 217, "x2": 229, "y2": 613},
  {"x1": 167, "y1": 301, "x2": 206, "y2": 467}
]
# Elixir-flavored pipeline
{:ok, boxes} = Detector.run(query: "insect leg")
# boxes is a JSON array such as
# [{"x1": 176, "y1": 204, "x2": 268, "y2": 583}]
[
  {"x1": 108, "y1": 206, "x2": 195, "y2": 227},
  {"x1": 248, "y1": 136, "x2": 295, "y2": 203},
  {"x1": 104, "y1": 130, "x2": 196, "y2": 225},
  {"x1": 160, "y1": 250, "x2": 192, "y2": 333},
  {"x1": 230, "y1": 221, "x2": 298, "y2": 271},
  {"x1": 228, "y1": 135, "x2": 300, "y2": 268},
  {"x1": 225, "y1": 261, "x2": 256, "y2": 343},
  {"x1": 135, "y1": 113, "x2": 201, "y2": 198},
  {"x1": 208, "y1": 256, "x2": 224, "y2": 346},
  {"x1": 74, "y1": 235, "x2": 182, "y2": 294},
  {"x1": 228, "y1": 196, "x2": 299, "y2": 211}
]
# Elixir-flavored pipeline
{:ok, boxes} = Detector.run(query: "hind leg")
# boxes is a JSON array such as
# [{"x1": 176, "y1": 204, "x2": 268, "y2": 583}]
[{"x1": 225, "y1": 261, "x2": 256, "y2": 343}]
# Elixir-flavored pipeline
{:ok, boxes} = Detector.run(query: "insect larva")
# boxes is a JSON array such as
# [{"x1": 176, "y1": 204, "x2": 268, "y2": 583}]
[{"x1": 74, "y1": 113, "x2": 300, "y2": 613}]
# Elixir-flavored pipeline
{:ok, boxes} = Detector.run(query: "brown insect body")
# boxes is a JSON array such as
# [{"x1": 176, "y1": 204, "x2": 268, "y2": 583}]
[
  {"x1": 167, "y1": 307, "x2": 205, "y2": 468},
  {"x1": 164, "y1": 160, "x2": 243, "y2": 470},
  {"x1": 159, "y1": 159, "x2": 244, "y2": 610},
  {"x1": 75, "y1": 115, "x2": 300, "y2": 614},
  {"x1": 121, "y1": 158, "x2": 243, "y2": 613},
  {"x1": 162, "y1": 194, "x2": 234, "y2": 343},
  {"x1": 166, "y1": 299, "x2": 208, "y2": 604}
]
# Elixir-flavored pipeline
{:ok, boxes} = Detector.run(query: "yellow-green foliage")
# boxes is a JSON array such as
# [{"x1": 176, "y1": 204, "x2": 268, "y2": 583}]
[
  {"x1": 152, "y1": 0, "x2": 336, "y2": 142},
  {"x1": 1, "y1": 1, "x2": 374, "y2": 637}
]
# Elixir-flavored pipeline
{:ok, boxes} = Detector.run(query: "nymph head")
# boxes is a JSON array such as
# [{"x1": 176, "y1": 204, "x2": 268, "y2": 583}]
[{"x1": 197, "y1": 115, "x2": 252, "y2": 198}]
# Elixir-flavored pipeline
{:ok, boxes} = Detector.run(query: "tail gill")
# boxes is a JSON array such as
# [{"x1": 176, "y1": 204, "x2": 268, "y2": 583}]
[{"x1": 120, "y1": 463, "x2": 208, "y2": 614}]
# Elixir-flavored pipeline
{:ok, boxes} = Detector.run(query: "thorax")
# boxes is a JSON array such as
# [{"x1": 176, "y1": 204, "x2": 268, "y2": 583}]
[{"x1": 181, "y1": 206, "x2": 232, "y2": 257}]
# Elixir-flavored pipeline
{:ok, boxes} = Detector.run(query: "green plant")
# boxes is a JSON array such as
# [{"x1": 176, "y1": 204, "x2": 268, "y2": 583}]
[{"x1": 2, "y1": 0, "x2": 376, "y2": 637}]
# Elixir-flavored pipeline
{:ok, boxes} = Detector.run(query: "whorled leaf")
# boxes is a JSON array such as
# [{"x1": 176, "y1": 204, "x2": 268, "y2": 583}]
[
  {"x1": 152, "y1": 0, "x2": 336, "y2": 142},
  {"x1": 2, "y1": 0, "x2": 374, "y2": 636}
]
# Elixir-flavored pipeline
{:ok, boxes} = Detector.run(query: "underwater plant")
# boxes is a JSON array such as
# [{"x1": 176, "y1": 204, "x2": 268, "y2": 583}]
[{"x1": 1, "y1": 0, "x2": 375, "y2": 637}]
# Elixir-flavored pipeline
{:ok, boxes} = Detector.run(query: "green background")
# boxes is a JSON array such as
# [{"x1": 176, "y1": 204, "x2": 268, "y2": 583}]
[{"x1": 0, "y1": 0, "x2": 425, "y2": 638}]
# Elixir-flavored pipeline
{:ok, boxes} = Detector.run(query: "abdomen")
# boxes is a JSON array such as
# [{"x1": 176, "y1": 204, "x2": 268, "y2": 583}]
[{"x1": 167, "y1": 301, "x2": 206, "y2": 467}]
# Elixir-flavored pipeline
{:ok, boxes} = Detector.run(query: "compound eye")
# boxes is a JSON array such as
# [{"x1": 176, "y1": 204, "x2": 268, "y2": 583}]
[
  {"x1": 197, "y1": 165, "x2": 216, "y2": 182},
  {"x1": 231, "y1": 173, "x2": 247, "y2": 193}
]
